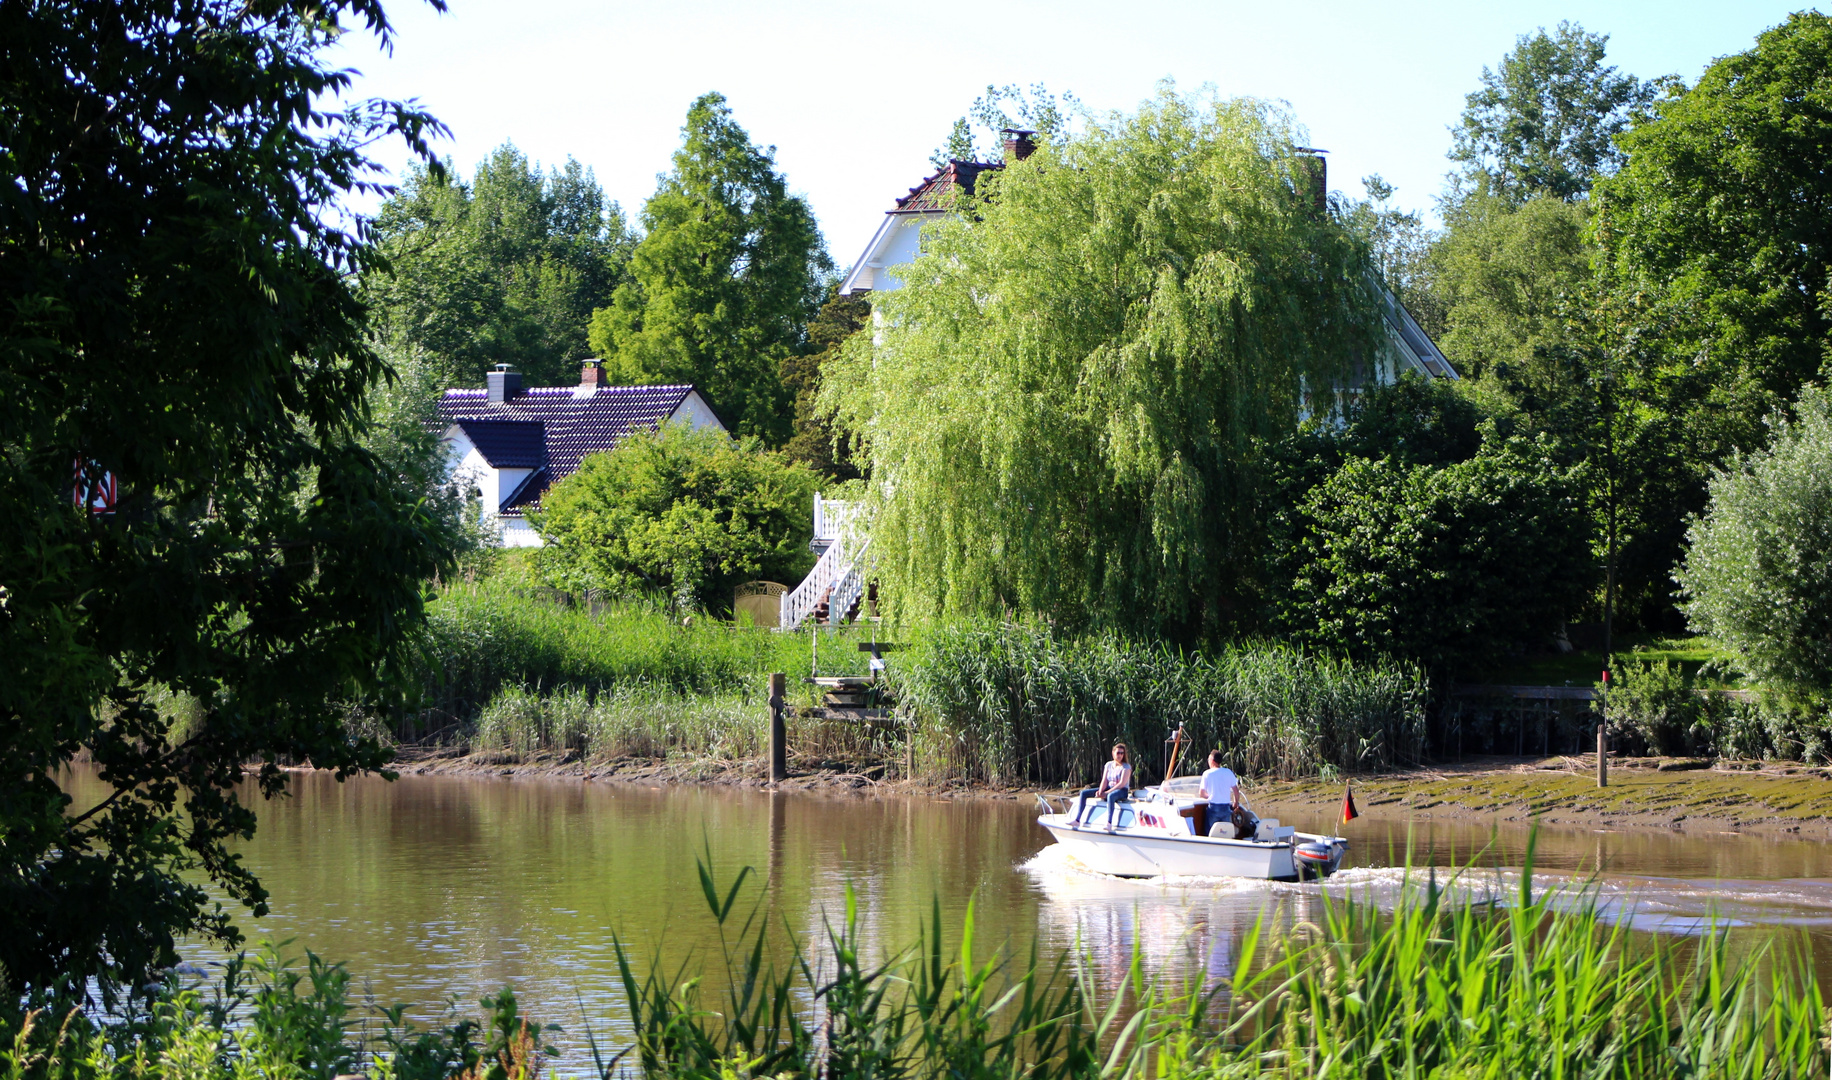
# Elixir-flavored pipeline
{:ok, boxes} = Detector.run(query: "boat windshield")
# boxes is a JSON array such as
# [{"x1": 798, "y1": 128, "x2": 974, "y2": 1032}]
[{"x1": 1159, "y1": 775, "x2": 1201, "y2": 796}]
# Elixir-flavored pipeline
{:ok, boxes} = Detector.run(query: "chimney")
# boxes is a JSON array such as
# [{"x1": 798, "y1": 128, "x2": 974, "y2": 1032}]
[
  {"x1": 1001, "y1": 129, "x2": 1037, "y2": 162},
  {"x1": 486, "y1": 363, "x2": 523, "y2": 404},
  {"x1": 579, "y1": 358, "x2": 606, "y2": 389},
  {"x1": 1295, "y1": 148, "x2": 1328, "y2": 213}
]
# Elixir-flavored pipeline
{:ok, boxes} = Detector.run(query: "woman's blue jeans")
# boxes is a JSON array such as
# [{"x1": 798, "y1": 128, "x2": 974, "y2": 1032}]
[{"x1": 1072, "y1": 785, "x2": 1129, "y2": 826}]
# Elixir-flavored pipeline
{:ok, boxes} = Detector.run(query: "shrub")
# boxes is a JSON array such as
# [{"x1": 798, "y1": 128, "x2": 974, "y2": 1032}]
[
  {"x1": 1600, "y1": 659, "x2": 1709, "y2": 756},
  {"x1": 1678, "y1": 385, "x2": 1832, "y2": 707},
  {"x1": 1282, "y1": 430, "x2": 1593, "y2": 671},
  {"x1": 534, "y1": 424, "x2": 819, "y2": 612}
]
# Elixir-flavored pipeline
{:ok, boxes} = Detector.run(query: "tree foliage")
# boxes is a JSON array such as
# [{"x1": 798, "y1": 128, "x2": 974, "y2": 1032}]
[
  {"x1": 779, "y1": 289, "x2": 869, "y2": 480},
  {"x1": 367, "y1": 145, "x2": 631, "y2": 390},
  {"x1": 0, "y1": 0, "x2": 457, "y2": 1001},
  {"x1": 588, "y1": 93, "x2": 830, "y2": 445},
  {"x1": 1450, "y1": 21, "x2": 1655, "y2": 203},
  {"x1": 1282, "y1": 428, "x2": 1594, "y2": 671},
  {"x1": 1339, "y1": 175, "x2": 1445, "y2": 340},
  {"x1": 823, "y1": 88, "x2": 1385, "y2": 639},
  {"x1": 1678, "y1": 387, "x2": 1832, "y2": 704},
  {"x1": 1595, "y1": 11, "x2": 1832, "y2": 431},
  {"x1": 1434, "y1": 193, "x2": 1591, "y2": 386},
  {"x1": 535, "y1": 425, "x2": 819, "y2": 612}
]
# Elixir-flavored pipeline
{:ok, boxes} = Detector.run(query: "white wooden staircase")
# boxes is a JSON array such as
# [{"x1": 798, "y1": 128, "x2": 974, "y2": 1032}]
[{"x1": 780, "y1": 495, "x2": 871, "y2": 630}]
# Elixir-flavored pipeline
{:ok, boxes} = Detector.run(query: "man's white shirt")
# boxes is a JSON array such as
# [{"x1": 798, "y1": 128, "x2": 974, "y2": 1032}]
[{"x1": 1199, "y1": 766, "x2": 1239, "y2": 803}]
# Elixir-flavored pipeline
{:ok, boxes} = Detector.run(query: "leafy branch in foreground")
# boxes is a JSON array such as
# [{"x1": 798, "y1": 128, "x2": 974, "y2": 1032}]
[{"x1": 0, "y1": 0, "x2": 461, "y2": 1003}]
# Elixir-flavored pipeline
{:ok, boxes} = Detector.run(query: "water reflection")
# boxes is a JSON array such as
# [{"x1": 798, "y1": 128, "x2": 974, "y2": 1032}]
[{"x1": 57, "y1": 768, "x2": 1832, "y2": 1065}]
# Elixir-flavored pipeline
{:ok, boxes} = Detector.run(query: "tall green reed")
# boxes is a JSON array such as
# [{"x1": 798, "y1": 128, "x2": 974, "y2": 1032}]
[
  {"x1": 413, "y1": 581, "x2": 872, "y2": 735},
  {"x1": 892, "y1": 620, "x2": 1428, "y2": 784},
  {"x1": 4, "y1": 854, "x2": 1824, "y2": 1079},
  {"x1": 613, "y1": 850, "x2": 1828, "y2": 1080},
  {"x1": 1191, "y1": 837, "x2": 1829, "y2": 1079}
]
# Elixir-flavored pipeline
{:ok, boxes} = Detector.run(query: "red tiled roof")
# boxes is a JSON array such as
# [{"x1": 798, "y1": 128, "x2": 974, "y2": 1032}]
[
  {"x1": 438, "y1": 384, "x2": 701, "y2": 513},
  {"x1": 894, "y1": 159, "x2": 1002, "y2": 213}
]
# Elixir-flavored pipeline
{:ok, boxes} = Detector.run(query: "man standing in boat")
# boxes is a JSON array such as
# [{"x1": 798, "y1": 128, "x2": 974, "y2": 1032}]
[
  {"x1": 1199, "y1": 750, "x2": 1242, "y2": 837},
  {"x1": 1071, "y1": 743, "x2": 1133, "y2": 831}
]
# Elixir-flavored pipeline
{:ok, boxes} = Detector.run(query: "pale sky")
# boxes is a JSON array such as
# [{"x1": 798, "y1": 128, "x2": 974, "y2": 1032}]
[{"x1": 329, "y1": 1, "x2": 1812, "y2": 271}]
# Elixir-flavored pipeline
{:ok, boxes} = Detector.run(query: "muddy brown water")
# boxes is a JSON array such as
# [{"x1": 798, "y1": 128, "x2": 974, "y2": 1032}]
[{"x1": 63, "y1": 768, "x2": 1832, "y2": 1062}]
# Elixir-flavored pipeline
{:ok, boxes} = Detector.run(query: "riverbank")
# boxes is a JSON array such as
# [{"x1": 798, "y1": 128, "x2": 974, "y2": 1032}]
[
  {"x1": 386, "y1": 746, "x2": 1832, "y2": 839},
  {"x1": 1251, "y1": 755, "x2": 1832, "y2": 839}
]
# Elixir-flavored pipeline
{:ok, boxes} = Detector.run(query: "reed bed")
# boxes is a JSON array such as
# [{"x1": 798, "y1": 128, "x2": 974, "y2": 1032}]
[
  {"x1": 8, "y1": 851, "x2": 1824, "y2": 1080},
  {"x1": 893, "y1": 621, "x2": 1428, "y2": 784},
  {"x1": 413, "y1": 582, "x2": 872, "y2": 735}
]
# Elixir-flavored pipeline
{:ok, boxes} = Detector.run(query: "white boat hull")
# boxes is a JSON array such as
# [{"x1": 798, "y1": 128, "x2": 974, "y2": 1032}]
[{"x1": 1039, "y1": 815, "x2": 1303, "y2": 879}]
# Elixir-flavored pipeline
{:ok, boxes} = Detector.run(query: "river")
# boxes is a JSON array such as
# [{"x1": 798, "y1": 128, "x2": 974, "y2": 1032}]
[{"x1": 64, "y1": 768, "x2": 1832, "y2": 1062}]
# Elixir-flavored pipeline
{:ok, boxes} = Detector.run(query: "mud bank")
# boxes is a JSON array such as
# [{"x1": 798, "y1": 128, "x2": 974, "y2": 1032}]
[
  {"x1": 384, "y1": 747, "x2": 1832, "y2": 839},
  {"x1": 1249, "y1": 756, "x2": 1832, "y2": 840}
]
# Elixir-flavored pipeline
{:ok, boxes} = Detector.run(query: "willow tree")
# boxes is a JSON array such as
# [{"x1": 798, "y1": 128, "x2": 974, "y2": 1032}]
[{"x1": 823, "y1": 89, "x2": 1384, "y2": 639}]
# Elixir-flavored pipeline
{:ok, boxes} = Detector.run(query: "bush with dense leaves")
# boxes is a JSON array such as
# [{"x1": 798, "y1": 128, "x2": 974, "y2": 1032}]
[
  {"x1": 534, "y1": 425, "x2": 819, "y2": 612},
  {"x1": 1678, "y1": 386, "x2": 1832, "y2": 707},
  {"x1": 1283, "y1": 430, "x2": 1593, "y2": 671}
]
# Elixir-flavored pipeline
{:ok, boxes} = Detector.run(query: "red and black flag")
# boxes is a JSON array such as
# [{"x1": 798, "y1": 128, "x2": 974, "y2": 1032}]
[{"x1": 1341, "y1": 782, "x2": 1359, "y2": 824}]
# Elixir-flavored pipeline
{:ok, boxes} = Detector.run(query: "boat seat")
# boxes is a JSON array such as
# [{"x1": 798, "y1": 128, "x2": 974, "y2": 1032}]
[
  {"x1": 1207, "y1": 820, "x2": 1237, "y2": 839},
  {"x1": 1254, "y1": 819, "x2": 1297, "y2": 842}
]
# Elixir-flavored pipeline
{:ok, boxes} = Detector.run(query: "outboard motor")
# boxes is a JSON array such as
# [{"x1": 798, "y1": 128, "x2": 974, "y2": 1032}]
[{"x1": 1293, "y1": 839, "x2": 1347, "y2": 881}]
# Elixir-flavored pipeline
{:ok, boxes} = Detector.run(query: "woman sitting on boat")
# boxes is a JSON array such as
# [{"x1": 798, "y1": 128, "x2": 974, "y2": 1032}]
[{"x1": 1071, "y1": 743, "x2": 1133, "y2": 832}]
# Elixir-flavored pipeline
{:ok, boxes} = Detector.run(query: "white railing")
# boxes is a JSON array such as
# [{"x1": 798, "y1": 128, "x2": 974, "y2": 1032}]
[
  {"x1": 812, "y1": 494, "x2": 856, "y2": 545},
  {"x1": 782, "y1": 506, "x2": 872, "y2": 631}
]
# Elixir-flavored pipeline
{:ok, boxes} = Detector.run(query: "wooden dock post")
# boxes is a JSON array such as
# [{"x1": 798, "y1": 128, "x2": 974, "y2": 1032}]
[
  {"x1": 1596, "y1": 723, "x2": 1608, "y2": 788},
  {"x1": 769, "y1": 672, "x2": 787, "y2": 782}
]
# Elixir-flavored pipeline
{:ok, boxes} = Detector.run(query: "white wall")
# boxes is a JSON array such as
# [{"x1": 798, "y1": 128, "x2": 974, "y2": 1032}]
[
  {"x1": 840, "y1": 213, "x2": 931, "y2": 296},
  {"x1": 671, "y1": 390, "x2": 727, "y2": 432},
  {"x1": 500, "y1": 518, "x2": 543, "y2": 548}
]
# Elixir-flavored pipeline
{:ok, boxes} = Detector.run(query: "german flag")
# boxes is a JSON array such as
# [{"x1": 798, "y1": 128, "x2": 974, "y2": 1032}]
[{"x1": 1341, "y1": 782, "x2": 1359, "y2": 824}]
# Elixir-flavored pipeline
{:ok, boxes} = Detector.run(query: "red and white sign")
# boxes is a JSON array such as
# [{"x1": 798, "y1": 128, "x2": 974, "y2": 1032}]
[{"x1": 73, "y1": 460, "x2": 118, "y2": 514}]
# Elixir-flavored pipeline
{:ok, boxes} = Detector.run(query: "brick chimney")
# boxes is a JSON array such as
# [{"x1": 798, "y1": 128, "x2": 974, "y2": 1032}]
[
  {"x1": 579, "y1": 359, "x2": 606, "y2": 389},
  {"x1": 486, "y1": 363, "x2": 523, "y2": 404},
  {"x1": 1002, "y1": 129, "x2": 1037, "y2": 162},
  {"x1": 1295, "y1": 148, "x2": 1327, "y2": 213}
]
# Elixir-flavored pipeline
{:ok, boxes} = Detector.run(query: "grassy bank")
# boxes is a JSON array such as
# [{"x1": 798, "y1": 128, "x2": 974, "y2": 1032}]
[
  {"x1": 9, "y1": 858, "x2": 1824, "y2": 1079},
  {"x1": 406, "y1": 588, "x2": 1429, "y2": 784}
]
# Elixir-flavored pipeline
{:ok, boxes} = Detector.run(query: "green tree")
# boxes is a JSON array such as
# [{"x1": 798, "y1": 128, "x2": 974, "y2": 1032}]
[
  {"x1": 588, "y1": 93, "x2": 831, "y2": 445},
  {"x1": 1450, "y1": 21, "x2": 1655, "y2": 203},
  {"x1": 535, "y1": 425, "x2": 819, "y2": 612},
  {"x1": 1677, "y1": 387, "x2": 1832, "y2": 705},
  {"x1": 1340, "y1": 175, "x2": 1446, "y2": 339},
  {"x1": 1595, "y1": 12, "x2": 1832, "y2": 440},
  {"x1": 1586, "y1": 12, "x2": 1832, "y2": 631},
  {"x1": 1283, "y1": 431, "x2": 1594, "y2": 672},
  {"x1": 780, "y1": 289, "x2": 869, "y2": 480},
  {"x1": 367, "y1": 145, "x2": 631, "y2": 390},
  {"x1": 0, "y1": 0, "x2": 457, "y2": 1001},
  {"x1": 821, "y1": 88, "x2": 1384, "y2": 639},
  {"x1": 1433, "y1": 193, "x2": 1591, "y2": 387}
]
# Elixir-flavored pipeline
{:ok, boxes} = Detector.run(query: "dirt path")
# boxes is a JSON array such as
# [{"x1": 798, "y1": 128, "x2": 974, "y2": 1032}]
[{"x1": 386, "y1": 747, "x2": 1832, "y2": 840}]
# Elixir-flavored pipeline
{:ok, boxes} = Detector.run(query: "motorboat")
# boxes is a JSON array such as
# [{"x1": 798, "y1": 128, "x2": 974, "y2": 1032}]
[{"x1": 1036, "y1": 776, "x2": 1349, "y2": 881}]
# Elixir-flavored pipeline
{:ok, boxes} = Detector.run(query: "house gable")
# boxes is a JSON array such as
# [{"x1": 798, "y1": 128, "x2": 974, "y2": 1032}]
[{"x1": 436, "y1": 362, "x2": 729, "y2": 545}]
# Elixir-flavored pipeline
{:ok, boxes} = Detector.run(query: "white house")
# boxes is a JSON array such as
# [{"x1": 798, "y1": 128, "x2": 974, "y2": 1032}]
[
  {"x1": 437, "y1": 361, "x2": 725, "y2": 547},
  {"x1": 777, "y1": 135, "x2": 1461, "y2": 630},
  {"x1": 839, "y1": 132, "x2": 1459, "y2": 388}
]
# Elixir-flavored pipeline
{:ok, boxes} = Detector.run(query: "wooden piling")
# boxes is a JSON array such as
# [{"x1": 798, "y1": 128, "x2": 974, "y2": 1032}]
[
  {"x1": 769, "y1": 672, "x2": 787, "y2": 782},
  {"x1": 1596, "y1": 723, "x2": 1608, "y2": 788}
]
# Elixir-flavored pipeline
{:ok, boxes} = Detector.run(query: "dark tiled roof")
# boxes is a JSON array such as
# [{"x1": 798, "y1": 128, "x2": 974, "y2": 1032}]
[
  {"x1": 895, "y1": 159, "x2": 1001, "y2": 212},
  {"x1": 452, "y1": 419, "x2": 546, "y2": 469},
  {"x1": 438, "y1": 384, "x2": 699, "y2": 511}
]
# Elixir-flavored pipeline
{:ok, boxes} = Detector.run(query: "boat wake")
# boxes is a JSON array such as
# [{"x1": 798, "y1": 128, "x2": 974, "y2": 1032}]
[{"x1": 1020, "y1": 844, "x2": 1832, "y2": 938}]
